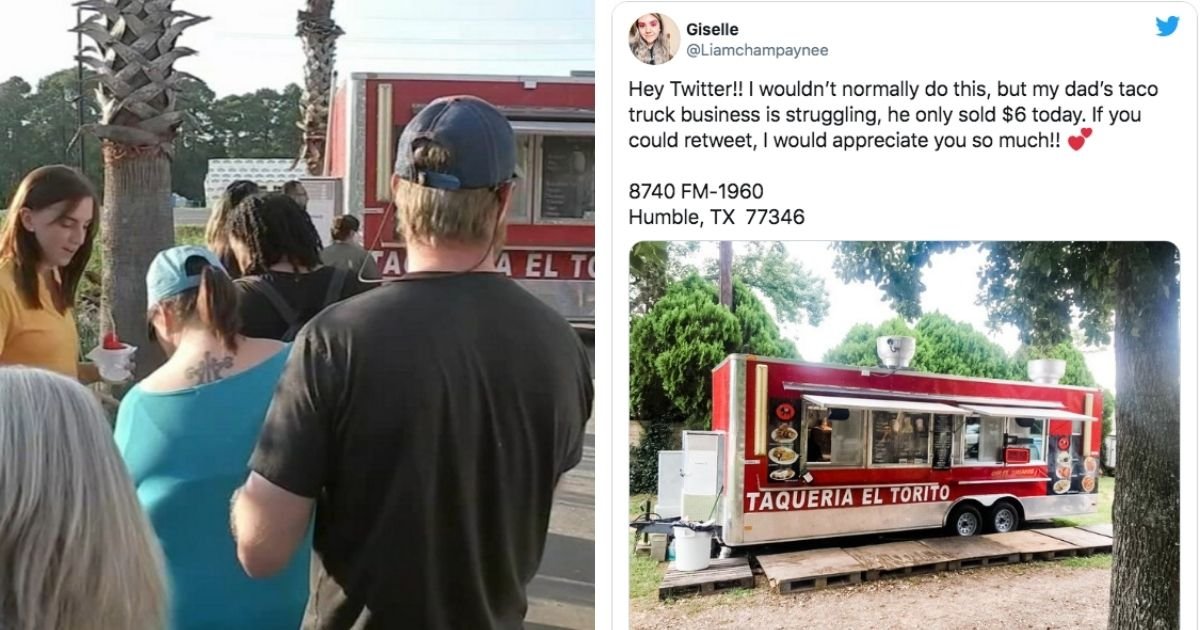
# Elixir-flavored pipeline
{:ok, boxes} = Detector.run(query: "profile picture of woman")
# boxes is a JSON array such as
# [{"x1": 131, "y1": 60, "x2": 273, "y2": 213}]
[{"x1": 629, "y1": 13, "x2": 679, "y2": 65}]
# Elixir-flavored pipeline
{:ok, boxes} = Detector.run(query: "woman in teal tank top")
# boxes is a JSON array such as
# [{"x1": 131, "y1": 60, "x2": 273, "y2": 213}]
[{"x1": 115, "y1": 245, "x2": 308, "y2": 630}]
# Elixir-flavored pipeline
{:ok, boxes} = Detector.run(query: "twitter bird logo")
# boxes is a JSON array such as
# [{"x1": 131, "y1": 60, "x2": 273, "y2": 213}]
[{"x1": 1157, "y1": 16, "x2": 1179, "y2": 36}]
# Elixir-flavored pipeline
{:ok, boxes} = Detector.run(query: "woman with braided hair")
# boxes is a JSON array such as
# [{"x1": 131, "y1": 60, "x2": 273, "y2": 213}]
[{"x1": 227, "y1": 193, "x2": 372, "y2": 341}]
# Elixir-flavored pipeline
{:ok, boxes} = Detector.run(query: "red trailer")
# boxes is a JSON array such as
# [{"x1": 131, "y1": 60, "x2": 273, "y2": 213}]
[
  {"x1": 324, "y1": 72, "x2": 595, "y2": 326},
  {"x1": 683, "y1": 345, "x2": 1103, "y2": 547}
]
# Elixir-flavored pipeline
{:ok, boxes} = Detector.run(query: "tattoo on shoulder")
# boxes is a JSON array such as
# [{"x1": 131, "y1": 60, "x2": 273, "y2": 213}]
[{"x1": 186, "y1": 352, "x2": 236, "y2": 385}]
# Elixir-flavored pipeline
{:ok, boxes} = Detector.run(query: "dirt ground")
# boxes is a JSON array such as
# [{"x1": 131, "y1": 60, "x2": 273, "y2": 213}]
[{"x1": 631, "y1": 561, "x2": 1109, "y2": 629}]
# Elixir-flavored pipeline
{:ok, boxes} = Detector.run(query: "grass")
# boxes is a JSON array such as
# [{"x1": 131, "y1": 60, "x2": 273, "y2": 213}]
[
  {"x1": 1059, "y1": 553, "x2": 1113, "y2": 569},
  {"x1": 629, "y1": 494, "x2": 668, "y2": 603},
  {"x1": 1052, "y1": 475, "x2": 1115, "y2": 527},
  {"x1": 75, "y1": 225, "x2": 211, "y2": 357}
]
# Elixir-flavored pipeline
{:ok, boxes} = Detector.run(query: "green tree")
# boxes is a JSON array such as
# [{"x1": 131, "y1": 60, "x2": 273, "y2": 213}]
[
  {"x1": 823, "y1": 313, "x2": 1022, "y2": 380},
  {"x1": 704, "y1": 241, "x2": 829, "y2": 326},
  {"x1": 630, "y1": 275, "x2": 803, "y2": 493},
  {"x1": 833, "y1": 241, "x2": 1178, "y2": 630},
  {"x1": 629, "y1": 241, "x2": 670, "y2": 315},
  {"x1": 0, "y1": 70, "x2": 105, "y2": 203},
  {"x1": 209, "y1": 85, "x2": 304, "y2": 159}
]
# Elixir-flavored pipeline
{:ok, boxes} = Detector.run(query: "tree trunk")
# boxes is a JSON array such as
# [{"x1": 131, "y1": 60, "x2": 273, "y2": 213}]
[
  {"x1": 298, "y1": 0, "x2": 342, "y2": 175},
  {"x1": 1109, "y1": 243, "x2": 1179, "y2": 630},
  {"x1": 718, "y1": 241, "x2": 733, "y2": 309},
  {"x1": 100, "y1": 143, "x2": 173, "y2": 380}
]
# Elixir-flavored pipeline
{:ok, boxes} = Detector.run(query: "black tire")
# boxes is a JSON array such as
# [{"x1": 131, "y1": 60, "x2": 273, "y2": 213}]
[
  {"x1": 947, "y1": 504, "x2": 983, "y2": 537},
  {"x1": 988, "y1": 501, "x2": 1021, "y2": 534}
]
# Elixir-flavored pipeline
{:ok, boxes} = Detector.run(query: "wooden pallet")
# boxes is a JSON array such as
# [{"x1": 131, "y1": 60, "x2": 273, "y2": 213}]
[
  {"x1": 1078, "y1": 523, "x2": 1114, "y2": 539},
  {"x1": 983, "y1": 530, "x2": 1081, "y2": 561},
  {"x1": 844, "y1": 540, "x2": 955, "y2": 581},
  {"x1": 918, "y1": 535, "x2": 1021, "y2": 569},
  {"x1": 757, "y1": 548, "x2": 865, "y2": 593},
  {"x1": 658, "y1": 557, "x2": 754, "y2": 600},
  {"x1": 1024, "y1": 527, "x2": 1113, "y2": 555}
]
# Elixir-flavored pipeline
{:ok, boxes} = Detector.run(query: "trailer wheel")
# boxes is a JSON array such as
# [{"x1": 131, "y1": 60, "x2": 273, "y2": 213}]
[
  {"x1": 988, "y1": 501, "x2": 1020, "y2": 533},
  {"x1": 947, "y1": 504, "x2": 982, "y2": 536}
]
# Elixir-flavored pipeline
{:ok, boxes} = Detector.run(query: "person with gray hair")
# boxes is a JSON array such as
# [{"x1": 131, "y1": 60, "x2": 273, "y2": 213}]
[
  {"x1": 0, "y1": 366, "x2": 167, "y2": 630},
  {"x1": 231, "y1": 95, "x2": 593, "y2": 629}
]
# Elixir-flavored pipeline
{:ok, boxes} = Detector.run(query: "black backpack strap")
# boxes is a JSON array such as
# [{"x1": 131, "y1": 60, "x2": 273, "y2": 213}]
[
  {"x1": 243, "y1": 278, "x2": 301, "y2": 340},
  {"x1": 322, "y1": 267, "x2": 349, "y2": 308}
]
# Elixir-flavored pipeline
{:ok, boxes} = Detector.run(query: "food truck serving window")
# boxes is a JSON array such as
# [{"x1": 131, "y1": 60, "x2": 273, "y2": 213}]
[
  {"x1": 801, "y1": 404, "x2": 864, "y2": 467},
  {"x1": 536, "y1": 136, "x2": 594, "y2": 223},
  {"x1": 799, "y1": 396, "x2": 966, "y2": 468},
  {"x1": 962, "y1": 416, "x2": 1005, "y2": 464},
  {"x1": 870, "y1": 411, "x2": 932, "y2": 465},
  {"x1": 1007, "y1": 417, "x2": 1046, "y2": 463}
]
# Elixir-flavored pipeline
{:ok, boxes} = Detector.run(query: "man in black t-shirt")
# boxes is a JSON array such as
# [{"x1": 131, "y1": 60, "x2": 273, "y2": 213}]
[{"x1": 229, "y1": 95, "x2": 593, "y2": 630}]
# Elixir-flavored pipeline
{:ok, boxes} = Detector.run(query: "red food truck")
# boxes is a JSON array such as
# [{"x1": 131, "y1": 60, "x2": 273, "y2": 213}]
[
  {"x1": 321, "y1": 72, "x2": 595, "y2": 329},
  {"x1": 676, "y1": 338, "x2": 1102, "y2": 547}
]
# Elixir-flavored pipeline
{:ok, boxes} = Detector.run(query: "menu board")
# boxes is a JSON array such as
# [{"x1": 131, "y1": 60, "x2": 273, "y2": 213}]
[
  {"x1": 539, "y1": 137, "x2": 595, "y2": 220},
  {"x1": 932, "y1": 414, "x2": 954, "y2": 470},
  {"x1": 871, "y1": 415, "x2": 895, "y2": 465},
  {"x1": 1046, "y1": 433, "x2": 1101, "y2": 495},
  {"x1": 765, "y1": 398, "x2": 802, "y2": 483}
]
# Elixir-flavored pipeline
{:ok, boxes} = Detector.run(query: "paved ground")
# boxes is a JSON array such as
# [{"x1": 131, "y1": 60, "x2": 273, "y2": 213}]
[
  {"x1": 527, "y1": 419, "x2": 595, "y2": 629},
  {"x1": 174, "y1": 207, "x2": 210, "y2": 227}
]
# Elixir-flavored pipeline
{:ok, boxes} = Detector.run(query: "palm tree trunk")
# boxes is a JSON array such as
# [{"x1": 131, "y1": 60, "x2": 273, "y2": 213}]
[
  {"x1": 100, "y1": 143, "x2": 173, "y2": 378},
  {"x1": 298, "y1": 0, "x2": 343, "y2": 175}
]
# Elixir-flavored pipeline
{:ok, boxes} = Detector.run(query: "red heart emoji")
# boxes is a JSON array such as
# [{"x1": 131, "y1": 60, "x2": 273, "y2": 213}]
[
  {"x1": 1068, "y1": 135, "x2": 1085, "y2": 151},
  {"x1": 1081, "y1": 128, "x2": 1093, "y2": 138}
]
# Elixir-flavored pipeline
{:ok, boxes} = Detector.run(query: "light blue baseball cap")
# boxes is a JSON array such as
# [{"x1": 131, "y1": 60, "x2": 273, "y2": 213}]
[{"x1": 146, "y1": 245, "x2": 226, "y2": 310}]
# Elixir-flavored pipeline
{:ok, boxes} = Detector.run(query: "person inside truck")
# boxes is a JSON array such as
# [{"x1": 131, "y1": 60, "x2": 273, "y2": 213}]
[
  {"x1": 230, "y1": 95, "x2": 593, "y2": 629},
  {"x1": 226, "y1": 193, "x2": 372, "y2": 341}
]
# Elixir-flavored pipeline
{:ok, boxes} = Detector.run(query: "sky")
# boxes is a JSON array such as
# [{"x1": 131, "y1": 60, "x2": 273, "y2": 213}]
[
  {"x1": 1, "y1": 0, "x2": 594, "y2": 96},
  {"x1": 694, "y1": 243, "x2": 1117, "y2": 392}
]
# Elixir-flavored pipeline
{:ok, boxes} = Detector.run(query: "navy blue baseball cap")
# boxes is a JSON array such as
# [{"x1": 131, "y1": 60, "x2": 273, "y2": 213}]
[{"x1": 393, "y1": 95, "x2": 517, "y2": 190}]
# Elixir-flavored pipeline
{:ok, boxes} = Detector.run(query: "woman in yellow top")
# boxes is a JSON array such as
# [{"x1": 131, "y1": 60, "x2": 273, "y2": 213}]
[{"x1": 0, "y1": 165, "x2": 101, "y2": 381}]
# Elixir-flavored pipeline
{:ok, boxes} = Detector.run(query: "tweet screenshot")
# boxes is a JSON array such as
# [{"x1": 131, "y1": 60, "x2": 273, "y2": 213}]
[{"x1": 598, "y1": 2, "x2": 1197, "y2": 629}]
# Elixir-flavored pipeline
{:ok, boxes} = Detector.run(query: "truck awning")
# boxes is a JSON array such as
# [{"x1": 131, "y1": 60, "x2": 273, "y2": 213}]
[
  {"x1": 802, "y1": 395, "x2": 967, "y2": 415},
  {"x1": 957, "y1": 404, "x2": 1098, "y2": 422}
]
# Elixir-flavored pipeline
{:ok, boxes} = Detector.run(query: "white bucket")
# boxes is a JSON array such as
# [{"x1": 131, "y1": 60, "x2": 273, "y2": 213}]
[{"x1": 672, "y1": 526, "x2": 713, "y2": 572}]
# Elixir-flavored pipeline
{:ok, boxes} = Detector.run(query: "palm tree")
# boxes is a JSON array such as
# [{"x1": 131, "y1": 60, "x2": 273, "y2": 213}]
[
  {"x1": 74, "y1": 0, "x2": 208, "y2": 377},
  {"x1": 297, "y1": 0, "x2": 343, "y2": 175}
]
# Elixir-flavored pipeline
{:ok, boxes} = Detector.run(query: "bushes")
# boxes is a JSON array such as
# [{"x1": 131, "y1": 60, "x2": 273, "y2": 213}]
[{"x1": 629, "y1": 419, "x2": 675, "y2": 495}]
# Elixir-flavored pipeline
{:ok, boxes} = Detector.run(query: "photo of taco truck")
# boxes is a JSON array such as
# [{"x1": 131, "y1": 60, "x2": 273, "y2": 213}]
[{"x1": 672, "y1": 338, "x2": 1102, "y2": 547}]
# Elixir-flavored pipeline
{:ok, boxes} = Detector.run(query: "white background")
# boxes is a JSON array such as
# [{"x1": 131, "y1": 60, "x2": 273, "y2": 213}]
[{"x1": 597, "y1": 2, "x2": 1198, "y2": 628}]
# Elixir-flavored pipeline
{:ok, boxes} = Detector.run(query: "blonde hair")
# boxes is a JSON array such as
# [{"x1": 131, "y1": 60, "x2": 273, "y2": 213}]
[
  {"x1": 0, "y1": 367, "x2": 166, "y2": 630},
  {"x1": 392, "y1": 141, "x2": 506, "y2": 249}
]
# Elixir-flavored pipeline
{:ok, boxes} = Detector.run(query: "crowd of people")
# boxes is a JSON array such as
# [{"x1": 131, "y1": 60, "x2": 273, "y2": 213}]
[{"x1": 0, "y1": 95, "x2": 593, "y2": 629}]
